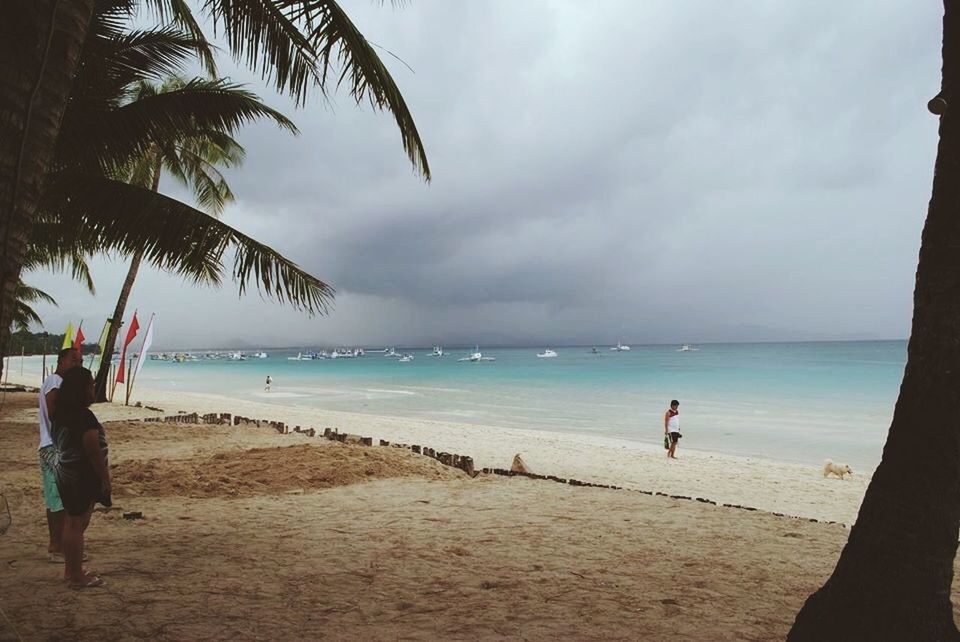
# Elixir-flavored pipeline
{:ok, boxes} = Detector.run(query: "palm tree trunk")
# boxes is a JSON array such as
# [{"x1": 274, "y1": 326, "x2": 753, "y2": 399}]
[
  {"x1": 93, "y1": 153, "x2": 162, "y2": 401},
  {"x1": 789, "y1": 4, "x2": 960, "y2": 639},
  {"x1": 0, "y1": 0, "x2": 94, "y2": 377},
  {"x1": 93, "y1": 248, "x2": 144, "y2": 401}
]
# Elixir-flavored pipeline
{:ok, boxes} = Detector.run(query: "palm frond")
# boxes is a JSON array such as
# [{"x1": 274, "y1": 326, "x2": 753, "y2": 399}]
[
  {"x1": 15, "y1": 281, "x2": 58, "y2": 307},
  {"x1": 201, "y1": 0, "x2": 430, "y2": 178},
  {"x1": 141, "y1": 0, "x2": 218, "y2": 74},
  {"x1": 205, "y1": 0, "x2": 319, "y2": 105},
  {"x1": 305, "y1": 1, "x2": 430, "y2": 180},
  {"x1": 57, "y1": 78, "x2": 297, "y2": 172},
  {"x1": 43, "y1": 172, "x2": 334, "y2": 314},
  {"x1": 23, "y1": 237, "x2": 97, "y2": 294},
  {"x1": 11, "y1": 280, "x2": 58, "y2": 332},
  {"x1": 104, "y1": 27, "x2": 214, "y2": 84},
  {"x1": 168, "y1": 143, "x2": 237, "y2": 215}
]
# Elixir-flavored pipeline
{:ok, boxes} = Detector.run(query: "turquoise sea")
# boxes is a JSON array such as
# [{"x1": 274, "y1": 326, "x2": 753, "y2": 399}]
[{"x1": 130, "y1": 341, "x2": 906, "y2": 472}]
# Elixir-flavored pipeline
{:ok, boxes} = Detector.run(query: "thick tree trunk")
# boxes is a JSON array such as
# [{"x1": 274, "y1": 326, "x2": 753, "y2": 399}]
[
  {"x1": 789, "y1": 4, "x2": 960, "y2": 640},
  {"x1": 0, "y1": 1, "x2": 94, "y2": 377},
  {"x1": 93, "y1": 249, "x2": 144, "y2": 402},
  {"x1": 93, "y1": 153, "x2": 161, "y2": 402}
]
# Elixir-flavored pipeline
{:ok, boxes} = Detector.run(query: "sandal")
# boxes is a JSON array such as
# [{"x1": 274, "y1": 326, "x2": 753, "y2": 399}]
[{"x1": 68, "y1": 575, "x2": 104, "y2": 589}]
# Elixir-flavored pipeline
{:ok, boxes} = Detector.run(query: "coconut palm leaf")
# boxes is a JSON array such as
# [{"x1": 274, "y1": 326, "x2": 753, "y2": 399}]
[
  {"x1": 58, "y1": 78, "x2": 297, "y2": 174},
  {"x1": 102, "y1": 27, "x2": 215, "y2": 84},
  {"x1": 23, "y1": 240, "x2": 97, "y2": 295},
  {"x1": 141, "y1": 0, "x2": 218, "y2": 75},
  {"x1": 141, "y1": 0, "x2": 430, "y2": 179},
  {"x1": 303, "y1": 0, "x2": 430, "y2": 180},
  {"x1": 206, "y1": 0, "x2": 319, "y2": 104},
  {"x1": 164, "y1": 138, "x2": 242, "y2": 214},
  {"x1": 11, "y1": 281, "x2": 58, "y2": 332},
  {"x1": 42, "y1": 171, "x2": 334, "y2": 314}
]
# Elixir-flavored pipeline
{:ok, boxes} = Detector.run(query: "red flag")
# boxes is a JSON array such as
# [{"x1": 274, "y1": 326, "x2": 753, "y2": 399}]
[
  {"x1": 72, "y1": 323, "x2": 85, "y2": 350},
  {"x1": 115, "y1": 312, "x2": 140, "y2": 383}
]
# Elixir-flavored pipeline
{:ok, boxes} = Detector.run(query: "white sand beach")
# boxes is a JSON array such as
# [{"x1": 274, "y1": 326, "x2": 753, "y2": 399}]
[
  {"x1": 2, "y1": 389, "x2": 957, "y2": 641},
  {"x1": 4, "y1": 366, "x2": 872, "y2": 526}
]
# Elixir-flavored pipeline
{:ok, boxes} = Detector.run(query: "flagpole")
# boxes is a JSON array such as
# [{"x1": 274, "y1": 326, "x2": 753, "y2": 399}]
[
  {"x1": 124, "y1": 356, "x2": 133, "y2": 406},
  {"x1": 91, "y1": 319, "x2": 110, "y2": 370},
  {"x1": 129, "y1": 313, "x2": 154, "y2": 401},
  {"x1": 113, "y1": 310, "x2": 140, "y2": 403}
]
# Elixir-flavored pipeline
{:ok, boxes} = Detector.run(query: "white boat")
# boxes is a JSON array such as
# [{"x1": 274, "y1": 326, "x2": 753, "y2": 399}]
[
  {"x1": 227, "y1": 351, "x2": 247, "y2": 361},
  {"x1": 398, "y1": 354, "x2": 414, "y2": 362},
  {"x1": 537, "y1": 349, "x2": 558, "y2": 358},
  {"x1": 287, "y1": 352, "x2": 308, "y2": 361},
  {"x1": 590, "y1": 347, "x2": 600, "y2": 354},
  {"x1": 677, "y1": 344, "x2": 699, "y2": 352},
  {"x1": 458, "y1": 347, "x2": 495, "y2": 362},
  {"x1": 610, "y1": 341, "x2": 631, "y2": 352},
  {"x1": 384, "y1": 348, "x2": 397, "y2": 358},
  {"x1": 431, "y1": 346, "x2": 444, "y2": 357},
  {"x1": 253, "y1": 350, "x2": 268, "y2": 358}
]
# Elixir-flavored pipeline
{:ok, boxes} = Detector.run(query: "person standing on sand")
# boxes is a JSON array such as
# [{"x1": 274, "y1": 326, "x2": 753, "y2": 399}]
[
  {"x1": 52, "y1": 367, "x2": 111, "y2": 588},
  {"x1": 664, "y1": 400, "x2": 681, "y2": 459},
  {"x1": 38, "y1": 347, "x2": 82, "y2": 562},
  {"x1": 265, "y1": 375, "x2": 272, "y2": 392}
]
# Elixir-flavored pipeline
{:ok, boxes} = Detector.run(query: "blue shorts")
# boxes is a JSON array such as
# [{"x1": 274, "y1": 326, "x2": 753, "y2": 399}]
[{"x1": 38, "y1": 446, "x2": 63, "y2": 512}]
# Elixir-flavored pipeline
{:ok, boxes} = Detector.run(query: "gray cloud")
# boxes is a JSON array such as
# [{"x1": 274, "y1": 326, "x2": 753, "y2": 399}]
[{"x1": 25, "y1": 0, "x2": 942, "y2": 348}]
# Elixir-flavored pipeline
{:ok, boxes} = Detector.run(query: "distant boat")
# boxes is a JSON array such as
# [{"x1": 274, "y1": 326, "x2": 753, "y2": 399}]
[
  {"x1": 287, "y1": 352, "x2": 308, "y2": 361},
  {"x1": 610, "y1": 341, "x2": 631, "y2": 352},
  {"x1": 252, "y1": 350, "x2": 268, "y2": 358},
  {"x1": 227, "y1": 351, "x2": 247, "y2": 361},
  {"x1": 537, "y1": 349, "x2": 558, "y2": 358},
  {"x1": 398, "y1": 354, "x2": 414, "y2": 363},
  {"x1": 431, "y1": 346, "x2": 444, "y2": 357},
  {"x1": 677, "y1": 344, "x2": 699, "y2": 352},
  {"x1": 590, "y1": 347, "x2": 599, "y2": 354},
  {"x1": 384, "y1": 348, "x2": 397, "y2": 358},
  {"x1": 458, "y1": 346, "x2": 495, "y2": 362}
]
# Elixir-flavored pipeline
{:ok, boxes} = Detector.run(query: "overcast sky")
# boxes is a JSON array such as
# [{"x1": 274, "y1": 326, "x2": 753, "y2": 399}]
[{"x1": 28, "y1": 1, "x2": 944, "y2": 349}]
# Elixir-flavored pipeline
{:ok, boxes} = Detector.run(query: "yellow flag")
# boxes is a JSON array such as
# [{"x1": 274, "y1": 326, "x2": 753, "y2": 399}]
[{"x1": 61, "y1": 322, "x2": 74, "y2": 349}]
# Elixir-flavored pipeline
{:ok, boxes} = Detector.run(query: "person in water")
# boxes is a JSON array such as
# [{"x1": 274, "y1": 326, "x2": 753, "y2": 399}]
[{"x1": 664, "y1": 399, "x2": 681, "y2": 459}]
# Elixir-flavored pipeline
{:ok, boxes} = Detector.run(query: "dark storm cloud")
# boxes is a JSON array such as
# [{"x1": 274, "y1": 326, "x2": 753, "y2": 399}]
[{"x1": 26, "y1": 0, "x2": 945, "y2": 347}]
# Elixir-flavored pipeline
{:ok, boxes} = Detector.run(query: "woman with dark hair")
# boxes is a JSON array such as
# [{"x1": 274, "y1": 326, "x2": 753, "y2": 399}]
[{"x1": 51, "y1": 367, "x2": 111, "y2": 588}]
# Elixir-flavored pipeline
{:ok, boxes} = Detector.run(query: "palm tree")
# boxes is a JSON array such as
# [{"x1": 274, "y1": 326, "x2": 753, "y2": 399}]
[
  {"x1": 92, "y1": 76, "x2": 254, "y2": 400},
  {"x1": 789, "y1": 3, "x2": 960, "y2": 639},
  {"x1": 0, "y1": 0, "x2": 431, "y2": 372},
  {"x1": 11, "y1": 280, "x2": 57, "y2": 332}
]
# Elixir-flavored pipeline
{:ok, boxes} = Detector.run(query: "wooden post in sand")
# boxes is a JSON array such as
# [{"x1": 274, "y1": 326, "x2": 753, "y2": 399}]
[{"x1": 124, "y1": 356, "x2": 134, "y2": 406}]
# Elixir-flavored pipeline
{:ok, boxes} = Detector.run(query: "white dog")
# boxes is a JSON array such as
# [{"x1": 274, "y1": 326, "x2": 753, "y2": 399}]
[{"x1": 823, "y1": 459, "x2": 853, "y2": 480}]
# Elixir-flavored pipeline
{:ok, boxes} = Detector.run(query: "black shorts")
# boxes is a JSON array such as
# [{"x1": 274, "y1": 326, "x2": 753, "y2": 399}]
[
  {"x1": 668, "y1": 432, "x2": 681, "y2": 444},
  {"x1": 56, "y1": 468, "x2": 110, "y2": 516}
]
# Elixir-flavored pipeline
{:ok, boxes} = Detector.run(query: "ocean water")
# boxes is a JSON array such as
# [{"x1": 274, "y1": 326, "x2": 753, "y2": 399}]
[{"x1": 128, "y1": 341, "x2": 906, "y2": 472}]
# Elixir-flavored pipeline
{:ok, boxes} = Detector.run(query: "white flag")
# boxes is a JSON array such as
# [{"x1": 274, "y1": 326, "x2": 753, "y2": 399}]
[{"x1": 133, "y1": 315, "x2": 155, "y2": 381}]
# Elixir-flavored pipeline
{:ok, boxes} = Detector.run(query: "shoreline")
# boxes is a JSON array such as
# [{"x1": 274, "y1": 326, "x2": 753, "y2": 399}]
[{"x1": 5, "y1": 366, "x2": 870, "y2": 525}]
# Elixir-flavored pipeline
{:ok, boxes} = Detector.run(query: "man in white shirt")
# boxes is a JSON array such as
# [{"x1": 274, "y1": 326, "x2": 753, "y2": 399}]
[
  {"x1": 38, "y1": 347, "x2": 82, "y2": 561},
  {"x1": 664, "y1": 399, "x2": 681, "y2": 459}
]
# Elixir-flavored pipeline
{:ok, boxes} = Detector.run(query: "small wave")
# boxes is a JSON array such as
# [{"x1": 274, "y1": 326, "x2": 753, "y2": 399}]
[{"x1": 363, "y1": 388, "x2": 418, "y2": 396}]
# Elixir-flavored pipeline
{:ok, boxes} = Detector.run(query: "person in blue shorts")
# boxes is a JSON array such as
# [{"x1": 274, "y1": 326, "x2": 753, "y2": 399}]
[{"x1": 37, "y1": 347, "x2": 81, "y2": 562}]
